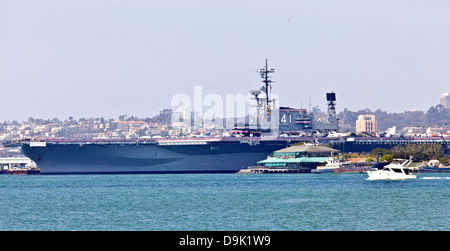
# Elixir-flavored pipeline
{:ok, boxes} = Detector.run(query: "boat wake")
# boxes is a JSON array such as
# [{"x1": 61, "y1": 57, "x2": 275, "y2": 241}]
[{"x1": 420, "y1": 177, "x2": 450, "y2": 180}]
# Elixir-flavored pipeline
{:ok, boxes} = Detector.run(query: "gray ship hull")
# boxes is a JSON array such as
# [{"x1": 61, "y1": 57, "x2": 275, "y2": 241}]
[
  {"x1": 14, "y1": 136, "x2": 450, "y2": 174},
  {"x1": 20, "y1": 138, "x2": 295, "y2": 174}
]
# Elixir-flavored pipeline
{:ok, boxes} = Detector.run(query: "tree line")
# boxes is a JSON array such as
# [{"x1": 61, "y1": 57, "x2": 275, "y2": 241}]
[
  {"x1": 370, "y1": 144, "x2": 448, "y2": 164},
  {"x1": 338, "y1": 104, "x2": 450, "y2": 131}
]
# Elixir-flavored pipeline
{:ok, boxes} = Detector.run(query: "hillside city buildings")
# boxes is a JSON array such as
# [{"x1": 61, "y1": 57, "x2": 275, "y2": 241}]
[{"x1": 1, "y1": 91, "x2": 450, "y2": 150}]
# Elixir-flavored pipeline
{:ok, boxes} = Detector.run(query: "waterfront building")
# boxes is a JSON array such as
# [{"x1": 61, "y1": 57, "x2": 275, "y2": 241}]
[
  {"x1": 440, "y1": 92, "x2": 450, "y2": 109},
  {"x1": 254, "y1": 144, "x2": 339, "y2": 171},
  {"x1": 356, "y1": 114, "x2": 377, "y2": 134}
]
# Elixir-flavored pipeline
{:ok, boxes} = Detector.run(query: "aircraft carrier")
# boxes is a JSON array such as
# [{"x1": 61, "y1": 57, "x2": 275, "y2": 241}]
[
  {"x1": 5, "y1": 60, "x2": 448, "y2": 174},
  {"x1": 5, "y1": 60, "x2": 345, "y2": 174}
]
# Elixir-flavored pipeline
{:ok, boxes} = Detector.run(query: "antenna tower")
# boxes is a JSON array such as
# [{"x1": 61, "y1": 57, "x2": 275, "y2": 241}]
[{"x1": 258, "y1": 59, "x2": 275, "y2": 119}]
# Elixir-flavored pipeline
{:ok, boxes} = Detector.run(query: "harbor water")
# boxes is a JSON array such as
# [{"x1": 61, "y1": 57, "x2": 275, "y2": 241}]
[{"x1": 0, "y1": 173, "x2": 448, "y2": 231}]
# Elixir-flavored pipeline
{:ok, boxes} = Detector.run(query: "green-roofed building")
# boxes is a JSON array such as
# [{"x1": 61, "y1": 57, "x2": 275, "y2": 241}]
[{"x1": 254, "y1": 144, "x2": 340, "y2": 172}]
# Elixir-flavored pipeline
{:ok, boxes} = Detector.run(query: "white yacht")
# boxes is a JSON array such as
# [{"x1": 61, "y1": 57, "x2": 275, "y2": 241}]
[{"x1": 366, "y1": 158, "x2": 417, "y2": 180}]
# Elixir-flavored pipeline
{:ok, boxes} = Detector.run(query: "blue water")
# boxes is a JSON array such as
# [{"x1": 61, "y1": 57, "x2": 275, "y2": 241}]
[{"x1": 0, "y1": 173, "x2": 448, "y2": 231}]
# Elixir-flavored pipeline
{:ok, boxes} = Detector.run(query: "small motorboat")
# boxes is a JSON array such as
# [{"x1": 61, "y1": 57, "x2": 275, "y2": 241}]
[{"x1": 367, "y1": 158, "x2": 416, "y2": 180}]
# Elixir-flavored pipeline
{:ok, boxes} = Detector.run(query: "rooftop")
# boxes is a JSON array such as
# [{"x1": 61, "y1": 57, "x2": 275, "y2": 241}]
[
  {"x1": 257, "y1": 157, "x2": 329, "y2": 164},
  {"x1": 274, "y1": 144, "x2": 339, "y2": 154}
]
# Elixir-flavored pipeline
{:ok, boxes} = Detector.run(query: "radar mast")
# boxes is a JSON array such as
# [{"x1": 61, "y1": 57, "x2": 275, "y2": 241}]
[{"x1": 257, "y1": 59, "x2": 275, "y2": 121}]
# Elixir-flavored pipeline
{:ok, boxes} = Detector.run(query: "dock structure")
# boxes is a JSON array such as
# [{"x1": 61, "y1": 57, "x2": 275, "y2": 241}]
[
  {"x1": 3, "y1": 168, "x2": 40, "y2": 175},
  {"x1": 0, "y1": 157, "x2": 33, "y2": 169},
  {"x1": 0, "y1": 157, "x2": 39, "y2": 175},
  {"x1": 238, "y1": 167, "x2": 310, "y2": 174},
  {"x1": 333, "y1": 166, "x2": 374, "y2": 173}
]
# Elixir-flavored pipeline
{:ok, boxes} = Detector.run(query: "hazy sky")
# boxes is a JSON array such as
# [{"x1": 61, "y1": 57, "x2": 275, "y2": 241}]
[{"x1": 1, "y1": 0, "x2": 449, "y2": 122}]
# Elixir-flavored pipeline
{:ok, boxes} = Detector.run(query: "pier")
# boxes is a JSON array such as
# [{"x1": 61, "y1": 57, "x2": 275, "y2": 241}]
[
  {"x1": 0, "y1": 157, "x2": 33, "y2": 169},
  {"x1": 1, "y1": 168, "x2": 40, "y2": 175},
  {"x1": 0, "y1": 157, "x2": 39, "y2": 175},
  {"x1": 237, "y1": 167, "x2": 310, "y2": 174},
  {"x1": 333, "y1": 166, "x2": 374, "y2": 173}
]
